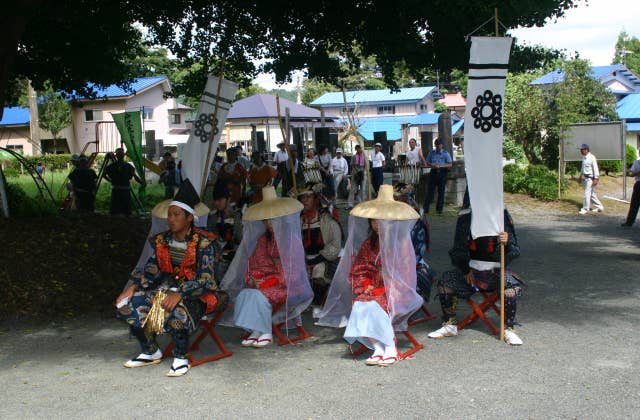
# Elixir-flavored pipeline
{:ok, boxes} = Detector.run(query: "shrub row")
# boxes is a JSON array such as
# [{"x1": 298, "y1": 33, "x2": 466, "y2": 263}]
[{"x1": 504, "y1": 163, "x2": 563, "y2": 201}]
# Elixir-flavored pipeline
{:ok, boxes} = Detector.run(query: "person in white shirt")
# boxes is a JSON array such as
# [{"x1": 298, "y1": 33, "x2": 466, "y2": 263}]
[
  {"x1": 370, "y1": 143, "x2": 386, "y2": 195},
  {"x1": 331, "y1": 148, "x2": 349, "y2": 200},
  {"x1": 406, "y1": 138, "x2": 426, "y2": 166},
  {"x1": 622, "y1": 155, "x2": 640, "y2": 227},
  {"x1": 273, "y1": 142, "x2": 291, "y2": 196},
  {"x1": 578, "y1": 143, "x2": 604, "y2": 215},
  {"x1": 318, "y1": 145, "x2": 335, "y2": 200}
]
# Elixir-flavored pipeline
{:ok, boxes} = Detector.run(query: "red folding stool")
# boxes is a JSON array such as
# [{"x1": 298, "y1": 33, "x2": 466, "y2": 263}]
[
  {"x1": 407, "y1": 305, "x2": 437, "y2": 326},
  {"x1": 271, "y1": 301, "x2": 313, "y2": 346},
  {"x1": 457, "y1": 291, "x2": 500, "y2": 335},
  {"x1": 162, "y1": 304, "x2": 233, "y2": 367}
]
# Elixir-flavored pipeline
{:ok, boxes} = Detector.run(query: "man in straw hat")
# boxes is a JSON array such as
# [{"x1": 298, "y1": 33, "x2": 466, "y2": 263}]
[
  {"x1": 317, "y1": 185, "x2": 423, "y2": 366},
  {"x1": 220, "y1": 186, "x2": 313, "y2": 348},
  {"x1": 298, "y1": 182, "x2": 343, "y2": 309},
  {"x1": 115, "y1": 179, "x2": 227, "y2": 376},
  {"x1": 427, "y1": 206, "x2": 524, "y2": 345}
]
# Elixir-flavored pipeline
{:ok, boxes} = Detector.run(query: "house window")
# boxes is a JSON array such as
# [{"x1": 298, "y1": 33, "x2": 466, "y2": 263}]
[
  {"x1": 169, "y1": 113, "x2": 181, "y2": 124},
  {"x1": 6, "y1": 145, "x2": 23, "y2": 154},
  {"x1": 84, "y1": 109, "x2": 103, "y2": 122},
  {"x1": 377, "y1": 105, "x2": 395, "y2": 115},
  {"x1": 420, "y1": 104, "x2": 429, "y2": 112},
  {"x1": 142, "y1": 107, "x2": 154, "y2": 120},
  {"x1": 341, "y1": 107, "x2": 355, "y2": 115}
]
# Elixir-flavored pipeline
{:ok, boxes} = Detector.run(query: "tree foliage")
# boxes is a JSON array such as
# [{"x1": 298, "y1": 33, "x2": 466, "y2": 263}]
[
  {"x1": 2, "y1": 0, "x2": 583, "y2": 119},
  {"x1": 612, "y1": 30, "x2": 640, "y2": 76},
  {"x1": 504, "y1": 58, "x2": 618, "y2": 168},
  {"x1": 38, "y1": 87, "x2": 72, "y2": 140}
]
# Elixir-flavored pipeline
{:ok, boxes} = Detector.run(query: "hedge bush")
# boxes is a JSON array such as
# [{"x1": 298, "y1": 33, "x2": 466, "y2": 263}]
[
  {"x1": 504, "y1": 163, "x2": 562, "y2": 201},
  {"x1": 5, "y1": 183, "x2": 57, "y2": 217},
  {"x1": 1, "y1": 153, "x2": 107, "y2": 175}
]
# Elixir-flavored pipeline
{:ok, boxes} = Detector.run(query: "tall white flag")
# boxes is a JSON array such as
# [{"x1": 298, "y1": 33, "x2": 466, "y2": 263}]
[
  {"x1": 181, "y1": 75, "x2": 238, "y2": 196},
  {"x1": 463, "y1": 37, "x2": 512, "y2": 238}
]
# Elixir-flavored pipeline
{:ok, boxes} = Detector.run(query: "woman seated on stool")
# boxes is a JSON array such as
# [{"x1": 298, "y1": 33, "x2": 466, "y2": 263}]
[
  {"x1": 316, "y1": 185, "x2": 423, "y2": 366},
  {"x1": 221, "y1": 186, "x2": 313, "y2": 348}
]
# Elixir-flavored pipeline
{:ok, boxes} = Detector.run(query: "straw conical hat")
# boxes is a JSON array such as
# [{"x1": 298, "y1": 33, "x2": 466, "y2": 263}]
[
  {"x1": 243, "y1": 186, "x2": 303, "y2": 221},
  {"x1": 350, "y1": 184, "x2": 419, "y2": 220}
]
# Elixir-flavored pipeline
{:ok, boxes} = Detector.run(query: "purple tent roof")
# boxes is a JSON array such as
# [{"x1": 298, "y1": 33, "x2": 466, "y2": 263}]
[{"x1": 228, "y1": 94, "x2": 323, "y2": 119}]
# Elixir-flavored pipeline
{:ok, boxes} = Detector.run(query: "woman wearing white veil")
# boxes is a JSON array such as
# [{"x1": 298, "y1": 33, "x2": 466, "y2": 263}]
[
  {"x1": 220, "y1": 186, "x2": 313, "y2": 347},
  {"x1": 316, "y1": 185, "x2": 423, "y2": 366}
]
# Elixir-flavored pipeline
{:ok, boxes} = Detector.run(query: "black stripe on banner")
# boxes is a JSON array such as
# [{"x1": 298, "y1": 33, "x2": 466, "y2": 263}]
[
  {"x1": 468, "y1": 76, "x2": 507, "y2": 80},
  {"x1": 469, "y1": 63, "x2": 509, "y2": 69}
]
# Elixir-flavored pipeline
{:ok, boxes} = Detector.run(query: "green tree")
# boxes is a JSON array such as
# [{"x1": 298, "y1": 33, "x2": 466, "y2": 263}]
[
  {"x1": 1, "y1": 0, "x2": 583, "y2": 119},
  {"x1": 301, "y1": 79, "x2": 337, "y2": 106},
  {"x1": 234, "y1": 84, "x2": 268, "y2": 100},
  {"x1": 38, "y1": 87, "x2": 72, "y2": 152},
  {"x1": 504, "y1": 72, "x2": 547, "y2": 164},
  {"x1": 612, "y1": 30, "x2": 640, "y2": 76}
]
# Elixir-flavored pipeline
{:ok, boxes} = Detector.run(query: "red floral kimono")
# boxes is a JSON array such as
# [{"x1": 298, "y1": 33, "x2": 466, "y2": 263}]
[
  {"x1": 350, "y1": 237, "x2": 388, "y2": 310},
  {"x1": 245, "y1": 234, "x2": 287, "y2": 306}
]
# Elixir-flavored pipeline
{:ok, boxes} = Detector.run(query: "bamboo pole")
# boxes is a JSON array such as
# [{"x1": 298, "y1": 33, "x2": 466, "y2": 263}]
[
  {"x1": 341, "y1": 84, "x2": 372, "y2": 200},
  {"x1": 275, "y1": 96, "x2": 297, "y2": 196},
  {"x1": 500, "y1": 241, "x2": 505, "y2": 342},
  {"x1": 200, "y1": 58, "x2": 226, "y2": 198}
]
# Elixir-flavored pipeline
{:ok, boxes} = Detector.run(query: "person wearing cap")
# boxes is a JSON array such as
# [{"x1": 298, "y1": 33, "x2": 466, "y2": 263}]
[
  {"x1": 424, "y1": 138, "x2": 452, "y2": 215},
  {"x1": 217, "y1": 147, "x2": 248, "y2": 206},
  {"x1": 68, "y1": 155, "x2": 98, "y2": 212},
  {"x1": 331, "y1": 148, "x2": 349, "y2": 201},
  {"x1": 578, "y1": 143, "x2": 604, "y2": 215},
  {"x1": 371, "y1": 143, "x2": 386, "y2": 196},
  {"x1": 115, "y1": 179, "x2": 227, "y2": 377},
  {"x1": 247, "y1": 151, "x2": 276, "y2": 203},
  {"x1": 428, "y1": 206, "x2": 524, "y2": 345},
  {"x1": 221, "y1": 186, "x2": 313, "y2": 348},
  {"x1": 207, "y1": 181, "x2": 243, "y2": 281},
  {"x1": 104, "y1": 148, "x2": 143, "y2": 216},
  {"x1": 317, "y1": 145, "x2": 335, "y2": 200},
  {"x1": 298, "y1": 182, "x2": 343, "y2": 308},
  {"x1": 272, "y1": 142, "x2": 291, "y2": 195},
  {"x1": 621, "y1": 153, "x2": 640, "y2": 227},
  {"x1": 317, "y1": 185, "x2": 423, "y2": 366}
]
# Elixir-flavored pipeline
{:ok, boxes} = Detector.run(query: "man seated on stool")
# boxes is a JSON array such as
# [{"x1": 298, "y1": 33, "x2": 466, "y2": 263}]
[
  {"x1": 428, "y1": 207, "x2": 524, "y2": 345},
  {"x1": 298, "y1": 182, "x2": 342, "y2": 310},
  {"x1": 115, "y1": 179, "x2": 227, "y2": 377}
]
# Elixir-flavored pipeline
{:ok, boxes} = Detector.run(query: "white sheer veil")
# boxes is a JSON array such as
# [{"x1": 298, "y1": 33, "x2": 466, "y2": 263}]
[
  {"x1": 316, "y1": 216, "x2": 423, "y2": 331},
  {"x1": 220, "y1": 212, "x2": 312, "y2": 325}
]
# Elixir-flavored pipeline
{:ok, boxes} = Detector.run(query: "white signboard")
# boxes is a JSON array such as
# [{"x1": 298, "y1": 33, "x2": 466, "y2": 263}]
[{"x1": 562, "y1": 122, "x2": 624, "y2": 161}]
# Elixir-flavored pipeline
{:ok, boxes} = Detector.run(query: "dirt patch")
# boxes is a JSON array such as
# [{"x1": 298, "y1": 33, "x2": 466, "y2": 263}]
[{"x1": 0, "y1": 213, "x2": 150, "y2": 320}]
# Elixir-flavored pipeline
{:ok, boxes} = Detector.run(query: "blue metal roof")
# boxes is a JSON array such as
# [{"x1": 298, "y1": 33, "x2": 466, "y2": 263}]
[
  {"x1": 71, "y1": 76, "x2": 168, "y2": 99},
  {"x1": 311, "y1": 86, "x2": 437, "y2": 106},
  {"x1": 617, "y1": 93, "x2": 640, "y2": 120},
  {"x1": 627, "y1": 122, "x2": 640, "y2": 132},
  {"x1": 452, "y1": 119, "x2": 464, "y2": 135},
  {"x1": 531, "y1": 65, "x2": 627, "y2": 86},
  {"x1": 345, "y1": 113, "x2": 442, "y2": 141},
  {"x1": 0, "y1": 107, "x2": 30, "y2": 126}
]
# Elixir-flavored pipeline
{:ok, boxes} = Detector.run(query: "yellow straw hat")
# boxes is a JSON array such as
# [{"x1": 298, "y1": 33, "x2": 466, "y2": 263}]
[
  {"x1": 243, "y1": 186, "x2": 303, "y2": 221},
  {"x1": 350, "y1": 184, "x2": 419, "y2": 220}
]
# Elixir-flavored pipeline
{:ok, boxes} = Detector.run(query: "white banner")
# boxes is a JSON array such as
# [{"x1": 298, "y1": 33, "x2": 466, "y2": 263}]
[
  {"x1": 463, "y1": 37, "x2": 512, "y2": 238},
  {"x1": 181, "y1": 75, "x2": 238, "y2": 197}
]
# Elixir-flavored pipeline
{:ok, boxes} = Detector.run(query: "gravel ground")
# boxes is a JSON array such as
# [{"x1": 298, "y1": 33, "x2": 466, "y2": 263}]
[{"x1": 1, "y1": 193, "x2": 639, "y2": 419}]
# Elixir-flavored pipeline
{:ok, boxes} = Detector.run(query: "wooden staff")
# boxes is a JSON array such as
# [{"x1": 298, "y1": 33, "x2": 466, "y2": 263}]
[
  {"x1": 341, "y1": 84, "x2": 372, "y2": 200},
  {"x1": 500, "y1": 240, "x2": 505, "y2": 342},
  {"x1": 275, "y1": 96, "x2": 297, "y2": 196},
  {"x1": 200, "y1": 58, "x2": 226, "y2": 198}
]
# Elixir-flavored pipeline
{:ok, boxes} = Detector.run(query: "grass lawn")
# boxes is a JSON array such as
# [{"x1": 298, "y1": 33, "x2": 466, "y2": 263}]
[{"x1": 6, "y1": 170, "x2": 166, "y2": 214}]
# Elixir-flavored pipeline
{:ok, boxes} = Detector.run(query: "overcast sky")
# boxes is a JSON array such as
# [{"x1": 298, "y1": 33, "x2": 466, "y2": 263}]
[{"x1": 255, "y1": 0, "x2": 640, "y2": 90}]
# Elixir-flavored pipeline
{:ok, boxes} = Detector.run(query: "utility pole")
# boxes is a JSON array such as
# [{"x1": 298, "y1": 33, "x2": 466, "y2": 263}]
[{"x1": 27, "y1": 80, "x2": 41, "y2": 155}]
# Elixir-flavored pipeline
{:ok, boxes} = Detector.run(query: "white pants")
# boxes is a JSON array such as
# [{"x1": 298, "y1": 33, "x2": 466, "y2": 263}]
[
  {"x1": 582, "y1": 178, "x2": 604, "y2": 211},
  {"x1": 333, "y1": 172, "x2": 345, "y2": 198}
]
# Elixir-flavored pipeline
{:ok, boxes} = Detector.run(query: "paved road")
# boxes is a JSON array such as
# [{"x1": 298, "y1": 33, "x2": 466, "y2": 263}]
[{"x1": 1, "y1": 200, "x2": 639, "y2": 419}]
